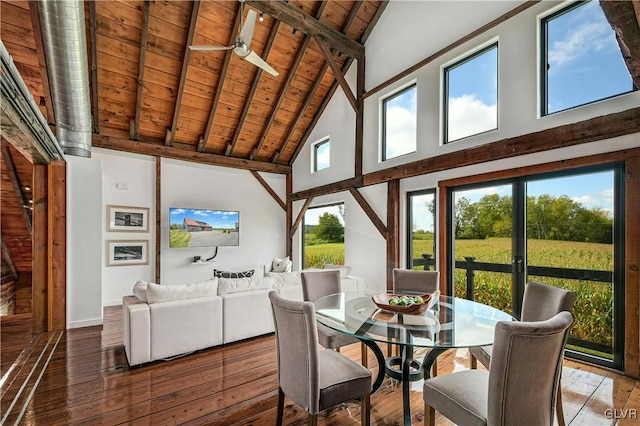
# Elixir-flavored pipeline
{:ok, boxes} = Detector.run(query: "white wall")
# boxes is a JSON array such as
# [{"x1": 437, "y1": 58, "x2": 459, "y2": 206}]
[
  {"x1": 66, "y1": 155, "x2": 103, "y2": 328},
  {"x1": 94, "y1": 148, "x2": 156, "y2": 306},
  {"x1": 160, "y1": 158, "x2": 286, "y2": 285}
]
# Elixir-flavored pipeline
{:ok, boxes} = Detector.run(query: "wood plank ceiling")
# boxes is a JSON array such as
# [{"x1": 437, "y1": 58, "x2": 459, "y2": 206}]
[{"x1": 0, "y1": 0, "x2": 639, "y2": 283}]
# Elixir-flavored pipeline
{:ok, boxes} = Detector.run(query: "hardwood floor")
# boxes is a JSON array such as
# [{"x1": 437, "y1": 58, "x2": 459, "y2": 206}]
[{"x1": 1, "y1": 306, "x2": 638, "y2": 425}]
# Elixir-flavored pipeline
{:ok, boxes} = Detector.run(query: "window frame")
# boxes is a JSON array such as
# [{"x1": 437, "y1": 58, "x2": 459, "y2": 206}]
[
  {"x1": 406, "y1": 188, "x2": 437, "y2": 270},
  {"x1": 381, "y1": 82, "x2": 417, "y2": 162},
  {"x1": 311, "y1": 138, "x2": 330, "y2": 173},
  {"x1": 443, "y1": 41, "x2": 499, "y2": 144},
  {"x1": 539, "y1": 0, "x2": 636, "y2": 117},
  {"x1": 301, "y1": 202, "x2": 345, "y2": 269}
]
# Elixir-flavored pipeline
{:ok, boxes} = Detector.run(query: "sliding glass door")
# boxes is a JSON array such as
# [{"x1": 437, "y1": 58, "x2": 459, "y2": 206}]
[{"x1": 448, "y1": 164, "x2": 624, "y2": 369}]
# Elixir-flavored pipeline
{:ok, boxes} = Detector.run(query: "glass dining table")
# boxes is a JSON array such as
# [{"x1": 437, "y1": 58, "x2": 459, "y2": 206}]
[{"x1": 313, "y1": 290, "x2": 513, "y2": 426}]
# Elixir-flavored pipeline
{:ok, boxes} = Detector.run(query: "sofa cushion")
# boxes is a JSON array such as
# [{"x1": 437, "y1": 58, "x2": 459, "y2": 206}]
[
  {"x1": 217, "y1": 277, "x2": 273, "y2": 295},
  {"x1": 133, "y1": 280, "x2": 149, "y2": 302},
  {"x1": 272, "y1": 256, "x2": 292, "y2": 272},
  {"x1": 146, "y1": 279, "x2": 218, "y2": 304},
  {"x1": 265, "y1": 271, "x2": 301, "y2": 288},
  {"x1": 324, "y1": 264, "x2": 352, "y2": 279},
  {"x1": 213, "y1": 269, "x2": 255, "y2": 278}
]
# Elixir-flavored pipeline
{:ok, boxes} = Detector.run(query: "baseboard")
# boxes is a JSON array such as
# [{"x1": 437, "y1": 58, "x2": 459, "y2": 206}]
[
  {"x1": 103, "y1": 299, "x2": 123, "y2": 307},
  {"x1": 67, "y1": 317, "x2": 103, "y2": 329}
]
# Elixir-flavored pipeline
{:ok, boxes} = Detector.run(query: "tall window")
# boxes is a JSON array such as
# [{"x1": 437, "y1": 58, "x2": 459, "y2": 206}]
[
  {"x1": 407, "y1": 190, "x2": 436, "y2": 270},
  {"x1": 302, "y1": 203, "x2": 345, "y2": 269},
  {"x1": 541, "y1": 0, "x2": 635, "y2": 115},
  {"x1": 444, "y1": 42, "x2": 498, "y2": 143},
  {"x1": 312, "y1": 138, "x2": 330, "y2": 172},
  {"x1": 382, "y1": 83, "x2": 417, "y2": 161}
]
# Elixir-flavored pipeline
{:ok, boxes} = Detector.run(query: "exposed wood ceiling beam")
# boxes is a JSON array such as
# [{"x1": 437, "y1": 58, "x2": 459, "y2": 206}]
[
  {"x1": 315, "y1": 38, "x2": 357, "y2": 113},
  {"x1": 275, "y1": 1, "x2": 364, "y2": 164},
  {"x1": 600, "y1": 0, "x2": 640, "y2": 89},
  {"x1": 289, "y1": 0, "x2": 389, "y2": 166},
  {"x1": 290, "y1": 107, "x2": 640, "y2": 200},
  {"x1": 28, "y1": 1, "x2": 54, "y2": 125},
  {"x1": 228, "y1": 21, "x2": 281, "y2": 157},
  {"x1": 1, "y1": 239, "x2": 18, "y2": 282},
  {"x1": 88, "y1": 0, "x2": 99, "y2": 134},
  {"x1": 201, "y1": 4, "x2": 242, "y2": 153},
  {"x1": 2, "y1": 142, "x2": 32, "y2": 236},
  {"x1": 245, "y1": 0, "x2": 364, "y2": 59},
  {"x1": 167, "y1": 0, "x2": 201, "y2": 146},
  {"x1": 132, "y1": 0, "x2": 150, "y2": 141},
  {"x1": 250, "y1": 2, "x2": 328, "y2": 161},
  {"x1": 92, "y1": 134, "x2": 291, "y2": 175},
  {"x1": 250, "y1": 170, "x2": 286, "y2": 210}
]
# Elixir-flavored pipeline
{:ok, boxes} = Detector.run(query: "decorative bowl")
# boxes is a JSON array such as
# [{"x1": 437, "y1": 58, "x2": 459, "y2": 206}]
[{"x1": 372, "y1": 290, "x2": 440, "y2": 315}]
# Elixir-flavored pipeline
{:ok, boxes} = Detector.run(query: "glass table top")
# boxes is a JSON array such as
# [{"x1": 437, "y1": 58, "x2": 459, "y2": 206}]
[{"x1": 314, "y1": 290, "x2": 513, "y2": 349}]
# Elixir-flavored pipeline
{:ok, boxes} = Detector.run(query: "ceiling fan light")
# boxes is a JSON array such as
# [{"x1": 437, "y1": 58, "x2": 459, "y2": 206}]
[{"x1": 259, "y1": 12, "x2": 264, "y2": 22}]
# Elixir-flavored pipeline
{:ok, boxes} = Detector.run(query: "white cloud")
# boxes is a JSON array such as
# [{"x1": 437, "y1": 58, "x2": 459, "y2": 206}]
[
  {"x1": 385, "y1": 104, "x2": 416, "y2": 158},
  {"x1": 171, "y1": 208, "x2": 185, "y2": 215},
  {"x1": 448, "y1": 94, "x2": 496, "y2": 141},
  {"x1": 548, "y1": 21, "x2": 614, "y2": 69}
]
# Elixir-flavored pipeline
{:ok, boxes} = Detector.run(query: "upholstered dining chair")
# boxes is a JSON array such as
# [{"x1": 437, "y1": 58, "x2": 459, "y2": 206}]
[
  {"x1": 391, "y1": 268, "x2": 440, "y2": 370},
  {"x1": 269, "y1": 291, "x2": 372, "y2": 426},
  {"x1": 469, "y1": 280, "x2": 576, "y2": 425},
  {"x1": 301, "y1": 270, "x2": 361, "y2": 353},
  {"x1": 423, "y1": 311, "x2": 574, "y2": 426}
]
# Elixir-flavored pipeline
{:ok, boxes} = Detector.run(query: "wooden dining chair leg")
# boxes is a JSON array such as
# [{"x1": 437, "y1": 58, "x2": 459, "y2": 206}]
[
  {"x1": 276, "y1": 387, "x2": 285, "y2": 426},
  {"x1": 361, "y1": 393, "x2": 371, "y2": 426},
  {"x1": 556, "y1": 386, "x2": 566, "y2": 426},
  {"x1": 424, "y1": 402, "x2": 435, "y2": 426},
  {"x1": 361, "y1": 342, "x2": 368, "y2": 368},
  {"x1": 432, "y1": 358, "x2": 438, "y2": 377},
  {"x1": 470, "y1": 353, "x2": 478, "y2": 369}
]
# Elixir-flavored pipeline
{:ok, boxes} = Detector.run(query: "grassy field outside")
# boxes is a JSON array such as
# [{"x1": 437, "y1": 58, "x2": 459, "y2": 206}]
[{"x1": 305, "y1": 237, "x2": 615, "y2": 357}]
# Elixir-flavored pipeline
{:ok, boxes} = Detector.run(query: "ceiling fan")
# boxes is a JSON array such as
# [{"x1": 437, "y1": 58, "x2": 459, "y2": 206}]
[{"x1": 189, "y1": 0, "x2": 279, "y2": 77}]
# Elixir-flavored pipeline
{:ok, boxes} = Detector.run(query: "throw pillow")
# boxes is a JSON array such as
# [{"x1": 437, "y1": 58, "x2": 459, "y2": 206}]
[
  {"x1": 132, "y1": 280, "x2": 150, "y2": 302},
  {"x1": 265, "y1": 271, "x2": 301, "y2": 287},
  {"x1": 324, "y1": 264, "x2": 352, "y2": 278},
  {"x1": 146, "y1": 280, "x2": 218, "y2": 304},
  {"x1": 213, "y1": 269, "x2": 255, "y2": 278},
  {"x1": 272, "y1": 256, "x2": 292, "y2": 272}
]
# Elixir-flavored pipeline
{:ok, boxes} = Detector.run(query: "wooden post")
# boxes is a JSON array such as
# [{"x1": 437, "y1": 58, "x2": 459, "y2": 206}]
[
  {"x1": 386, "y1": 179, "x2": 400, "y2": 290},
  {"x1": 32, "y1": 164, "x2": 48, "y2": 333},
  {"x1": 48, "y1": 161, "x2": 66, "y2": 330},
  {"x1": 286, "y1": 174, "x2": 293, "y2": 259}
]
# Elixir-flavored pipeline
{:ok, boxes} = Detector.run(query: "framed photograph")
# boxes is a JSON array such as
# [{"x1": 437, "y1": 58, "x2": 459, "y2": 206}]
[
  {"x1": 106, "y1": 240, "x2": 149, "y2": 266},
  {"x1": 107, "y1": 205, "x2": 149, "y2": 232}
]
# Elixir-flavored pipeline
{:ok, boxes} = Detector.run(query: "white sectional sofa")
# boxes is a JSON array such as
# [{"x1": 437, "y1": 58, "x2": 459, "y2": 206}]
[{"x1": 122, "y1": 269, "x2": 366, "y2": 366}]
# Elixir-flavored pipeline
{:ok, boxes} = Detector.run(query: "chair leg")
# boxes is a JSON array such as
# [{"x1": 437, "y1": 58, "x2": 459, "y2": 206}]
[
  {"x1": 276, "y1": 387, "x2": 285, "y2": 426},
  {"x1": 307, "y1": 413, "x2": 317, "y2": 426},
  {"x1": 470, "y1": 353, "x2": 477, "y2": 369},
  {"x1": 556, "y1": 385, "x2": 566, "y2": 426},
  {"x1": 424, "y1": 402, "x2": 435, "y2": 426},
  {"x1": 432, "y1": 358, "x2": 438, "y2": 377},
  {"x1": 361, "y1": 342, "x2": 368, "y2": 368},
  {"x1": 361, "y1": 393, "x2": 371, "y2": 425}
]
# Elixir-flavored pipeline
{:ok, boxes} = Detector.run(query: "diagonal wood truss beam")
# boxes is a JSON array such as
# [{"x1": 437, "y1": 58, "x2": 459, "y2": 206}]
[
  {"x1": 131, "y1": 0, "x2": 150, "y2": 141},
  {"x1": 1, "y1": 239, "x2": 18, "y2": 282},
  {"x1": 227, "y1": 20, "x2": 281, "y2": 156},
  {"x1": 200, "y1": 4, "x2": 242, "y2": 153},
  {"x1": 274, "y1": 1, "x2": 363, "y2": 164},
  {"x1": 349, "y1": 188, "x2": 387, "y2": 238},
  {"x1": 250, "y1": 170, "x2": 286, "y2": 210},
  {"x1": 600, "y1": 0, "x2": 640, "y2": 89},
  {"x1": 245, "y1": 0, "x2": 364, "y2": 59},
  {"x1": 250, "y1": 2, "x2": 329, "y2": 161},
  {"x1": 290, "y1": 196, "x2": 314, "y2": 237},
  {"x1": 1, "y1": 142, "x2": 32, "y2": 236},
  {"x1": 28, "y1": 1, "x2": 55, "y2": 125},
  {"x1": 314, "y1": 38, "x2": 358, "y2": 113},
  {"x1": 167, "y1": 0, "x2": 201, "y2": 146}
]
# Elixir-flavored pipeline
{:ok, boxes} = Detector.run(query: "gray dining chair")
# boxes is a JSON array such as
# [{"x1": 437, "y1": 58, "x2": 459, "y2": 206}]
[
  {"x1": 391, "y1": 268, "x2": 440, "y2": 371},
  {"x1": 469, "y1": 280, "x2": 576, "y2": 425},
  {"x1": 301, "y1": 270, "x2": 362, "y2": 353},
  {"x1": 269, "y1": 291, "x2": 372, "y2": 426},
  {"x1": 423, "y1": 311, "x2": 574, "y2": 426}
]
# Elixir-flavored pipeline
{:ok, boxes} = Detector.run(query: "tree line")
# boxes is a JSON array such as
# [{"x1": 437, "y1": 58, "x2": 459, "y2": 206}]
[{"x1": 453, "y1": 194, "x2": 613, "y2": 243}]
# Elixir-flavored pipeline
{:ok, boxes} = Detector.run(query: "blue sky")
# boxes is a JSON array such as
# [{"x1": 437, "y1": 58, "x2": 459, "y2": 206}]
[{"x1": 170, "y1": 208, "x2": 239, "y2": 229}]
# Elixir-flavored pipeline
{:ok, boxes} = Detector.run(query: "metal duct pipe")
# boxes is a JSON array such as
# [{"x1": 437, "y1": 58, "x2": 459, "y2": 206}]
[{"x1": 38, "y1": 0, "x2": 92, "y2": 158}]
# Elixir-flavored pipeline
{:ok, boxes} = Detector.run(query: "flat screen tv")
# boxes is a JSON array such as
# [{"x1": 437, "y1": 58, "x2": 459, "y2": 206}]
[{"x1": 169, "y1": 207, "x2": 239, "y2": 248}]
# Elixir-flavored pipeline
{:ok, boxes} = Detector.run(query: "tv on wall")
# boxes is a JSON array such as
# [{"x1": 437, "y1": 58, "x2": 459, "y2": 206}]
[{"x1": 169, "y1": 207, "x2": 239, "y2": 248}]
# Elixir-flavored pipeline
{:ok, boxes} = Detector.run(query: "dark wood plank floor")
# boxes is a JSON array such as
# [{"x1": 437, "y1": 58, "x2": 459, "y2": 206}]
[{"x1": 1, "y1": 306, "x2": 638, "y2": 425}]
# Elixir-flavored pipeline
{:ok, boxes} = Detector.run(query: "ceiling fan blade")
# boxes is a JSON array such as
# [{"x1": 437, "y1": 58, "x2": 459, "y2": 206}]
[
  {"x1": 239, "y1": 10, "x2": 257, "y2": 49},
  {"x1": 244, "y1": 50, "x2": 279, "y2": 77},
  {"x1": 189, "y1": 45, "x2": 233, "y2": 52}
]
